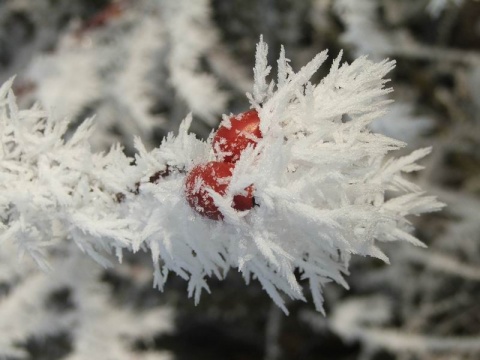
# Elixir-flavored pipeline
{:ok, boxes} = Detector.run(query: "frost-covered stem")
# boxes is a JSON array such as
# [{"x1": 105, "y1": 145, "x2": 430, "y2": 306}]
[
  {"x1": 404, "y1": 250, "x2": 480, "y2": 282},
  {"x1": 331, "y1": 299, "x2": 480, "y2": 355},
  {"x1": 264, "y1": 302, "x2": 283, "y2": 360},
  {"x1": 405, "y1": 294, "x2": 470, "y2": 332},
  {"x1": 340, "y1": 328, "x2": 480, "y2": 354},
  {"x1": 160, "y1": 0, "x2": 228, "y2": 125}
]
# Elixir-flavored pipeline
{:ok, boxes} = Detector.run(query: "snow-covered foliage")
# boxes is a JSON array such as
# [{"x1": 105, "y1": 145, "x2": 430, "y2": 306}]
[
  {"x1": 20, "y1": 3, "x2": 167, "y2": 151},
  {"x1": 3, "y1": 1, "x2": 479, "y2": 358},
  {"x1": 5, "y1": 0, "x2": 231, "y2": 152},
  {"x1": 333, "y1": 0, "x2": 394, "y2": 58},
  {"x1": 301, "y1": 187, "x2": 480, "y2": 359},
  {"x1": 0, "y1": 0, "x2": 84, "y2": 84},
  {"x1": 159, "y1": 0, "x2": 228, "y2": 126},
  {"x1": 0, "y1": 241, "x2": 174, "y2": 360},
  {"x1": 0, "y1": 37, "x2": 442, "y2": 316}
]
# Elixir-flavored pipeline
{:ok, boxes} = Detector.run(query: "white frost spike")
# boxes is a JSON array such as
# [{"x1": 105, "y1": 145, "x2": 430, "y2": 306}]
[
  {"x1": 277, "y1": 46, "x2": 292, "y2": 89},
  {"x1": 249, "y1": 35, "x2": 272, "y2": 107},
  {"x1": 0, "y1": 39, "x2": 443, "y2": 315}
]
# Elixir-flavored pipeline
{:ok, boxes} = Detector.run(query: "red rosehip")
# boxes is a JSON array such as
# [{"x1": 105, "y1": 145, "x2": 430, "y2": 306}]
[
  {"x1": 212, "y1": 109, "x2": 262, "y2": 163},
  {"x1": 184, "y1": 161, "x2": 254, "y2": 220}
]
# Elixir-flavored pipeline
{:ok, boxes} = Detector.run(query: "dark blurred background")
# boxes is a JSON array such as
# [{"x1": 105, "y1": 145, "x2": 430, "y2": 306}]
[{"x1": 1, "y1": 1, "x2": 480, "y2": 359}]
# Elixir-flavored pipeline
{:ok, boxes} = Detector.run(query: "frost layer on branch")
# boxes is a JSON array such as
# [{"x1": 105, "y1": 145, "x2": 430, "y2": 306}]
[
  {"x1": 159, "y1": 0, "x2": 228, "y2": 126},
  {"x1": 0, "y1": 77, "x2": 138, "y2": 270},
  {"x1": 0, "y1": 241, "x2": 174, "y2": 359},
  {"x1": 0, "y1": 39, "x2": 443, "y2": 314},
  {"x1": 18, "y1": 0, "x2": 228, "y2": 150},
  {"x1": 24, "y1": 5, "x2": 166, "y2": 151}
]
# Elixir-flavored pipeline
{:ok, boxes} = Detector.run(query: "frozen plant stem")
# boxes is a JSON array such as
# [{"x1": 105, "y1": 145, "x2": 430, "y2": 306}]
[
  {"x1": 404, "y1": 249, "x2": 480, "y2": 282},
  {"x1": 0, "y1": 37, "x2": 444, "y2": 314}
]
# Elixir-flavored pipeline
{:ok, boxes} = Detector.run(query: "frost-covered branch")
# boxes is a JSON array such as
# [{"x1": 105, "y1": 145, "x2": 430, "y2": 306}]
[
  {"x1": 329, "y1": 297, "x2": 480, "y2": 355},
  {"x1": 0, "y1": 38, "x2": 443, "y2": 315},
  {"x1": 0, "y1": 240, "x2": 174, "y2": 359},
  {"x1": 159, "y1": 0, "x2": 228, "y2": 126}
]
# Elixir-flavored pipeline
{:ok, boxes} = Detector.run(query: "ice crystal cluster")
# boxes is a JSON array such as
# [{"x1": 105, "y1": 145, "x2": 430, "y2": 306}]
[
  {"x1": 0, "y1": 240, "x2": 173, "y2": 359},
  {"x1": 3, "y1": 0, "x2": 228, "y2": 152},
  {"x1": 0, "y1": 38, "x2": 443, "y2": 315}
]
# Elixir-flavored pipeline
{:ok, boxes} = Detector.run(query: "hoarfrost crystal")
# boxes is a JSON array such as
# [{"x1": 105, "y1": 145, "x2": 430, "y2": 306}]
[{"x1": 0, "y1": 39, "x2": 444, "y2": 315}]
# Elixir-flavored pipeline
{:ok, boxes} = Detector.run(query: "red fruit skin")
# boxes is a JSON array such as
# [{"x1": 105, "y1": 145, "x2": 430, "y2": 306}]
[
  {"x1": 212, "y1": 109, "x2": 262, "y2": 163},
  {"x1": 184, "y1": 162, "x2": 254, "y2": 220}
]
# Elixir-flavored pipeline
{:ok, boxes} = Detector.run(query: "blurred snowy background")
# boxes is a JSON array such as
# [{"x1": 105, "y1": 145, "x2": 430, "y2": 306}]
[{"x1": 1, "y1": 0, "x2": 480, "y2": 359}]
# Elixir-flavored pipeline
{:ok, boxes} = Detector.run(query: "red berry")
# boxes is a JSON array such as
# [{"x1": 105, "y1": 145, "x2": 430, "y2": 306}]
[
  {"x1": 212, "y1": 109, "x2": 262, "y2": 163},
  {"x1": 184, "y1": 161, "x2": 254, "y2": 220}
]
